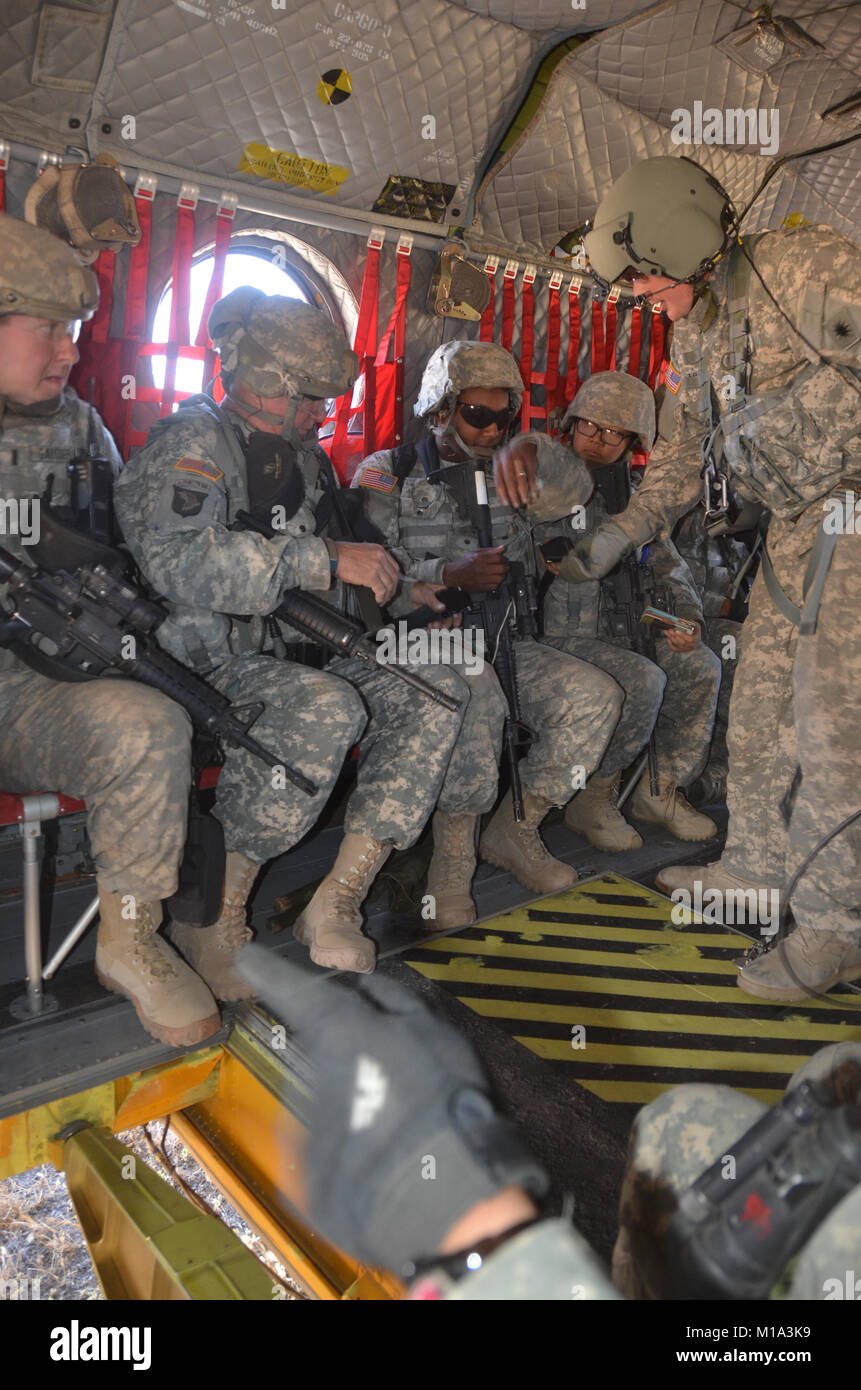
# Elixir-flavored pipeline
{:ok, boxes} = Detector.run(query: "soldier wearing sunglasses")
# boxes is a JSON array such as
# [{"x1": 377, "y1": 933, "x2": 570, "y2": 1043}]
[{"x1": 353, "y1": 340, "x2": 624, "y2": 929}]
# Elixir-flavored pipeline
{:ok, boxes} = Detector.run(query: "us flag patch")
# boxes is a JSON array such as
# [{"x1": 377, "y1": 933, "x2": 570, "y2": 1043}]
[
  {"x1": 174, "y1": 457, "x2": 223, "y2": 482},
  {"x1": 360, "y1": 468, "x2": 397, "y2": 492},
  {"x1": 665, "y1": 363, "x2": 682, "y2": 395}
]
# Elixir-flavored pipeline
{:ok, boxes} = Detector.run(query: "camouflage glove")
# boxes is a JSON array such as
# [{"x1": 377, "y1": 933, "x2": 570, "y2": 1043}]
[
  {"x1": 557, "y1": 520, "x2": 632, "y2": 583},
  {"x1": 236, "y1": 947, "x2": 548, "y2": 1274}
]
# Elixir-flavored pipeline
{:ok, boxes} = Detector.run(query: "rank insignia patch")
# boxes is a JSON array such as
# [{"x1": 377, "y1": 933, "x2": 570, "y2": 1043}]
[
  {"x1": 359, "y1": 468, "x2": 397, "y2": 492},
  {"x1": 174, "y1": 457, "x2": 223, "y2": 482},
  {"x1": 665, "y1": 363, "x2": 682, "y2": 395}
]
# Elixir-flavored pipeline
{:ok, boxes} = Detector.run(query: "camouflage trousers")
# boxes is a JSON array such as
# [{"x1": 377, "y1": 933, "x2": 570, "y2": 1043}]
[
  {"x1": 544, "y1": 634, "x2": 720, "y2": 786},
  {"x1": 0, "y1": 655, "x2": 366, "y2": 896},
  {"x1": 722, "y1": 515, "x2": 861, "y2": 937},
  {"x1": 328, "y1": 654, "x2": 467, "y2": 847},
  {"x1": 356, "y1": 637, "x2": 622, "y2": 818},
  {"x1": 613, "y1": 1043, "x2": 861, "y2": 1300}
]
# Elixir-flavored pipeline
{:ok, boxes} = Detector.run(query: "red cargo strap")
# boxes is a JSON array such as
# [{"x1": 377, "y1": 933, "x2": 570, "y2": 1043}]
[
  {"x1": 565, "y1": 280, "x2": 582, "y2": 408},
  {"x1": 369, "y1": 238, "x2": 412, "y2": 451},
  {"x1": 162, "y1": 196, "x2": 195, "y2": 416},
  {"x1": 87, "y1": 250, "x2": 116, "y2": 344},
  {"x1": 196, "y1": 202, "x2": 235, "y2": 347},
  {"x1": 605, "y1": 289, "x2": 619, "y2": 371},
  {"x1": 628, "y1": 305, "x2": 643, "y2": 378},
  {"x1": 124, "y1": 189, "x2": 153, "y2": 341},
  {"x1": 500, "y1": 261, "x2": 517, "y2": 353},
  {"x1": 330, "y1": 230, "x2": 383, "y2": 468},
  {"x1": 590, "y1": 298, "x2": 605, "y2": 374},
  {"x1": 479, "y1": 256, "x2": 497, "y2": 342},
  {"x1": 518, "y1": 267, "x2": 536, "y2": 433},
  {"x1": 545, "y1": 273, "x2": 562, "y2": 419}
]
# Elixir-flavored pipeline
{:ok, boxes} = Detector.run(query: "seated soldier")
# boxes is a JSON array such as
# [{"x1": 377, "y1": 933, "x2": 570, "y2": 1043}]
[
  {"x1": 352, "y1": 340, "x2": 625, "y2": 926},
  {"x1": 0, "y1": 214, "x2": 270, "y2": 1046},
  {"x1": 541, "y1": 372, "x2": 721, "y2": 850},
  {"x1": 116, "y1": 290, "x2": 472, "y2": 974}
]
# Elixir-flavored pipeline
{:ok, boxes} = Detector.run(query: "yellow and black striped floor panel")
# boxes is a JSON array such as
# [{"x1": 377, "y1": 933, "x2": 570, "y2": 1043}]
[{"x1": 403, "y1": 873, "x2": 861, "y2": 1108}]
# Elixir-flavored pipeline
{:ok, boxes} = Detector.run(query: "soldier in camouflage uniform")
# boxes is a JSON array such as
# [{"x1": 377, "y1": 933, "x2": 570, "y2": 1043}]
[
  {"x1": 612, "y1": 1042, "x2": 861, "y2": 1301},
  {"x1": 0, "y1": 213, "x2": 238, "y2": 1047},
  {"x1": 672, "y1": 506, "x2": 757, "y2": 804},
  {"x1": 542, "y1": 372, "x2": 721, "y2": 851},
  {"x1": 498, "y1": 157, "x2": 861, "y2": 1003},
  {"x1": 352, "y1": 340, "x2": 625, "y2": 927},
  {"x1": 116, "y1": 289, "x2": 470, "y2": 975}
]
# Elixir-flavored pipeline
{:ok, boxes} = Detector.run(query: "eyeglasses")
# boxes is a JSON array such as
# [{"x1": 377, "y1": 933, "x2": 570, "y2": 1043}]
[
  {"x1": 573, "y1": 418, "x2": 633, "y2": 447},
  {"x1": 456, "y1": 401, "x2": 514, "y2": 431}
]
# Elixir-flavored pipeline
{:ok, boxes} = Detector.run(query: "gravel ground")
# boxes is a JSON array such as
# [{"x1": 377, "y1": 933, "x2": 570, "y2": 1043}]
[{"x1": 0, "y1": 1122, "x2": 305, "y2": 1301}]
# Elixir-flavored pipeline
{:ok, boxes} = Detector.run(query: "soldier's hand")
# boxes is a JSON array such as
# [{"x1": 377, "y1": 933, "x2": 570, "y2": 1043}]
[
  {"x1": 663, "y1": 622, "x2": 701, "y2": 653},
  {"x1": 335, "y1": 541, "x2": 401, "y2": 604},
  {"x1": 494, "y1": 440, "x2": 539, "y2": 509},
  {"x1": 443, "y1": 547, "x2": 509, "y2": 593},
  {"x1": 409, "y1": 581, "x2": 463, "y2": 630}
]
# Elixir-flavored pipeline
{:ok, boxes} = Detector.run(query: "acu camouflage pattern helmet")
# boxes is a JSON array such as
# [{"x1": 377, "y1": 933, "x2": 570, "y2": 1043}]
[
  {"x1": 562, "y1": 370, "x2": 656, "y2": 452},
  {"x1": 414, "y1": 339, "x2": 524, "y2": 420},
  {"x1": 0, "y1": 213, "x2": 99, "y2": 321},
  {"x1": 208, "y1": 287, "x2": 359, "y2": 399},
  {"x1": 584, "y1": 157, "x2": 734, "y2": 286}
]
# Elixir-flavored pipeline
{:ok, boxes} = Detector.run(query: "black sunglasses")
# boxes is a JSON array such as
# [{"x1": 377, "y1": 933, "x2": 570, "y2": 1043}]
[{"x1": 456, "y1": 401, "x2": 515, "y2": 430}]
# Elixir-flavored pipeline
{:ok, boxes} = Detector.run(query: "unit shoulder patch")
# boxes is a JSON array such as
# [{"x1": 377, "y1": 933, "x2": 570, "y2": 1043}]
[
  {"x1": 665, "y1": 363, "x2": 682, "y2": 395},
  {"x1": 173, "y1": 457, "x2": 223, "y2": 482},
  {"x1": 358, "y1": 468, "x2": 398, "y2": 493},
  {"x1": 172, "y1": 485, "x2": 207, "y2": 517}
]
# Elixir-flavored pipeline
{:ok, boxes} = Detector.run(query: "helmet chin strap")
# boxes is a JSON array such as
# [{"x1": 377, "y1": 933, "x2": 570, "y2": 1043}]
[
  {"x1": 224, "y1": 386, "x2": 314, "y2": 448},
  {"x1": 432, "y1": 414, "x2": 496, "y2": 463}
]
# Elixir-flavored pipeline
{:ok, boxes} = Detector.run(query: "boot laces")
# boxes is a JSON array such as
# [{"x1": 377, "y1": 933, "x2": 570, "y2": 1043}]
[{"x1": 130, "y1": 914, "x2": 181, "y2": 983}]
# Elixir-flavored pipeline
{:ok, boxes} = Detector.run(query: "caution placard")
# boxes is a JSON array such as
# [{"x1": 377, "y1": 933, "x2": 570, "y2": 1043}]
[{"x1": 238, "y1": 142, "x2": 350, "y2": 195}]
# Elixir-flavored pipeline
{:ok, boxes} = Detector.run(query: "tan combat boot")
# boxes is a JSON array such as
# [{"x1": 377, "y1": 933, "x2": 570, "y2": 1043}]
[
  {"x1": 654, "y1": 860, "x2": 768, "y2": 904},
  {"x1": 737, "y1": 928, "x2": 861, "y2": 1002},
  {"x1": 168, "y1": 851, "x2": 260, "y2": 1001},
  {"x1": 564, "y1": 774, "x2": 643, "y2": 852},
  {"x1": 479, "y1": 788, "x2": 578, "y2": 894},
  {"x1": 426, "y1": 811, "x2": 478, "y2": 930},
  {"x1": 95, "y1": 890, "x2": 221, "y2": 1046},
  {"x1": 293, "y1": 832, "x2": 392, "y2": 974},
  {"x1": 630, "y1": 773, "x2": 718, "y2": 841}
]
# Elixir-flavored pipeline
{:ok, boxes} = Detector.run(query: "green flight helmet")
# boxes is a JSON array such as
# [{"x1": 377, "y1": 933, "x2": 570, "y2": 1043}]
[{"x1": 584, "y1": 157, "x2": 736, "y2": 286}]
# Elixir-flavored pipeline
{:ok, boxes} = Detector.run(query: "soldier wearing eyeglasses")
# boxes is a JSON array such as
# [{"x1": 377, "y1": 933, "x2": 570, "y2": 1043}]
[
  {"x1": 539, "y1": 372, "x2": 721, "y2": 851},
  {"x1": 352, "y1": 340, "x2": 625, "y2": 929}
]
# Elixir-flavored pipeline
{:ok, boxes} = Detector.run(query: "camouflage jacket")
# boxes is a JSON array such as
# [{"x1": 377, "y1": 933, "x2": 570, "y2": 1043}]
[
  {"x1": 672, "y1": 510, "x2": 753, "y2": 620},
  {"x1": 0, "y1": 387, "x2": 123, "y2": 675},
  {"x1": 542, "y1": 468, "x2": 704, "y2": 644},
  {"x1": 352, "y1": 431, "x2": 594, "y2": 587},
  {"x1": 606, "y1": 225, "x2": 861, "y2": 548},
  {"x1": 114, "y1": 395, "x2": 344, "y2": 672},
  {"x1": 414, "y1": 1217, "x2": 620, "y2": 1301}
]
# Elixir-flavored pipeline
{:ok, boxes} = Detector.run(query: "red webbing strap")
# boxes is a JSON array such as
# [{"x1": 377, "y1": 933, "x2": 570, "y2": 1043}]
[
  {"x1": 331, "y1": 233, "x2": 382, "y2": 466},
  {"x1": 647, "y1": 312, "x2": 666, "y2": 390},
  {"x1": 369, "y1": 241, "x2": 411, "y2": 450},
  {"x1": 196, "y1": 205, "x2": 234, "y2": 347},
  {"x1": 590, "y1": 298, "x2": 605, "y2": 374},
  {"x1": 161, "y1": 198, "x2": 195, "y2": 416},
  {"x1": 501, "y1": 262, "x2": 517, "y2": 353},
  {"x1": 628, "y1": 305, "x2": 643, "y2": 379},
  {"x1": 605, "y1": 291, "x2": 618, "y2": 371},
  {"x1": 121, "y1": 187, "x2": 154, "y2": 455},
  {"x1": 518, "y1": 269, "x2": 535, "y2": 433},
  {"x1": 89, "y1": 250, "x2": 115, "y2": 344},
  {"x1": 479, "y1": 256, "x2": 497, "y2": 342},
  {"x1": 566, "y1": 282, "x2": 582, "y2": 407},
  {"x1": 0, "y1": 161, "x2": 6, "y2": 213},
  {"x1": 544, "y1": 276, "x2": 562, "y2": 420},
  {"x1": 124, "y1": 192, "x2": 153, "y2": 341}
]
